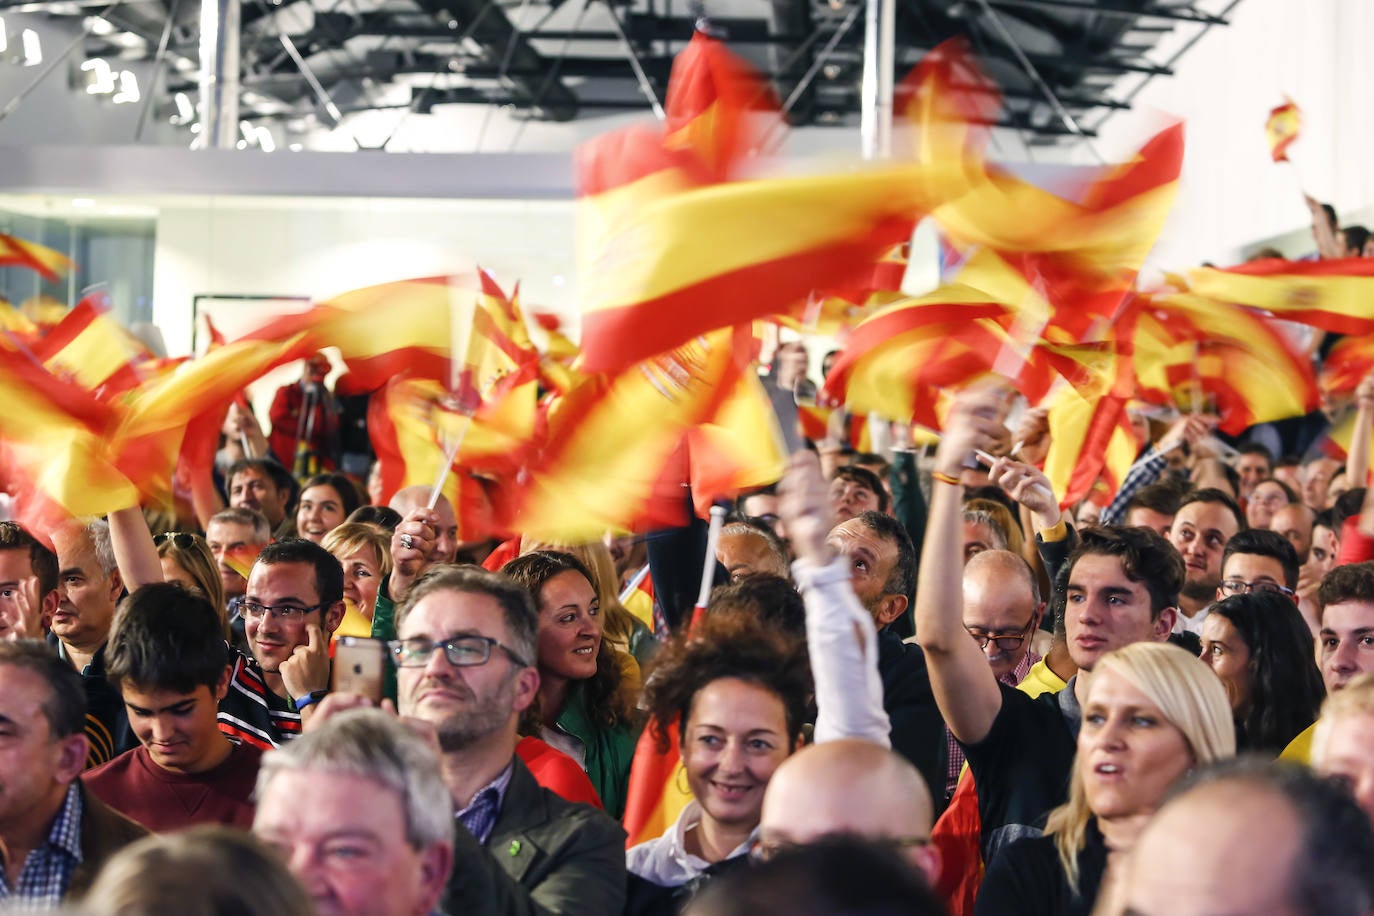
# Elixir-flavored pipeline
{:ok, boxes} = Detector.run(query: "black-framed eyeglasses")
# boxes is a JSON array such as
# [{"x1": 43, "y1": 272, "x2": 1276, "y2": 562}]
[
  {"x1": 154, "y1": 532, "x2": 199, "y2": 550},
  {"x1": 748, "y1": 833, "x2": 931, "y2": 864},
  {"x1": 388, "y1": 635, "x2": 529, "y2": 670},
  {"x1": 1219, "y1": 579, "x2": 1295, "y2": 599},
  {"x1": 965, "y1": 618, "x2": 1036, "y2": 652},
  {"x1": 241, "y1": 601, "x2": 328, "y2": 621}
]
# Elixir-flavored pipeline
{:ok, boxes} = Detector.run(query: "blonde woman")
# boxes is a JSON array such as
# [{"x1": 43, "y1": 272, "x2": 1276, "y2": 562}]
[
  {"x1": 154, "y1": 532, "x2": 228, "y2": 639},
  {"x1": 321, "y1": 522, "x2": 392, "y2": 635},
  {"x1": 1313, "y1": 671, "x2": 1374, "y2": 828},
  {"x1": 975, "y1": 643, "x2": 1236, "y2": 916}
]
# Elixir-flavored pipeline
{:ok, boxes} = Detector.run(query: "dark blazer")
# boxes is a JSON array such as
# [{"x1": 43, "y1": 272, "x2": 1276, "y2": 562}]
[
  {"x1": 442, "y1": 756, "x2": 627, "y2": 916},
  {"x1": 65, "y1": 784, "x2": 150, "y2": 900}
]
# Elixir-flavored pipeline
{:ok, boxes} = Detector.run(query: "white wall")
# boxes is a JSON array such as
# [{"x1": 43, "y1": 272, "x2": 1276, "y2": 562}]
[
  {"x1": 1083, "y1": 0, "x2": 1374, "y2": 270},
  {"x1": 151, "y1": 196, "x2": 577, "y2": 357}
]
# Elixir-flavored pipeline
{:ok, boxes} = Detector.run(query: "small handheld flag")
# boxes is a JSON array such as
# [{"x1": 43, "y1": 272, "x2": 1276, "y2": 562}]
[{"x1": 1266, "y1": 98, "x2": 1301, "y2": 163}]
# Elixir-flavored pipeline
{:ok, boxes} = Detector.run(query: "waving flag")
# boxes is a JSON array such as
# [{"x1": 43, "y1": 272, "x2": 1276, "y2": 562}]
[
  {"x1": 1187, "y1": 257, "x2": 1374, "y2": 336},
  {"x1": 0, "y1": 233, "x2": 72, "y2": 282},
  {"x1": 1266, "y1": 98, "x2": 1302, "y2": 163}
]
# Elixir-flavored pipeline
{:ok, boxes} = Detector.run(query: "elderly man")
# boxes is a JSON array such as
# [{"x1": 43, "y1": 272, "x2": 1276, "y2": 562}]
[
  {"x1": 1113, "y1": 759, "x2": 1374, "y2": 916},
  {"x1": 0, "y1": 640, "x2": 145, "y2": 905},
  {"x1": 50, "y1": 518, "x2": 134, "y2": 767},
  {"x1": 205, "y1": 506, "x2": 273, "y2": 649},
  {"x1": 254, "y1": 708, "x2": 452, "y2": 916},
  {"x1": 758, "y1": 739, "x2": 940, "y2": 887},
  {"x1": 388, "y1": 565, "x2": 626, "y2": 914},
  {"x1": 716, "y1": 521, "x2": 789, "y2": 582}
]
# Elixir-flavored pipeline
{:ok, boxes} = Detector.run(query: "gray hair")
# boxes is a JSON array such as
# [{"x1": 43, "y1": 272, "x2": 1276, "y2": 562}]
[
  {"x1": 256, "y1": 709, "x2": 453, "y2": 850},
  {"x1": 961, "y1": 509, "x2": 1009, "y2": 551},
  {"x1": 209, "y1": 506, "x2": 272, "y2": 544},
  {"x1": 87, "y1": 518, "x2": 117, "y2": 578}
]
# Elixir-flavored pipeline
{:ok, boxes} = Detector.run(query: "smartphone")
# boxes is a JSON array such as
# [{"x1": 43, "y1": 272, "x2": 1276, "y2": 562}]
[{"x1": 332, "y1": 636, "x2": 386, "y2": 703}]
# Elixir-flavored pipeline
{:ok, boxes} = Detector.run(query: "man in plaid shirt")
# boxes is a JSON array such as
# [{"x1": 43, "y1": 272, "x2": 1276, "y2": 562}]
[{"x1": 0, "y1": 641, "x2": 145, "y2": 907}]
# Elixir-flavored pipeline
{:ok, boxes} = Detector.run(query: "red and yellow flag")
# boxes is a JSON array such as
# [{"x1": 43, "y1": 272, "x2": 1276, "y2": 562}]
[
  {"x1": 0, "y1": 233, "x2": 72, "y2": 282},
  {"x1": 1266, "y1": 98, "x2": 1302, "y2": 163},
  {"x1": 1186, "y1": 257, "x2": 1374, "y2": 336}
]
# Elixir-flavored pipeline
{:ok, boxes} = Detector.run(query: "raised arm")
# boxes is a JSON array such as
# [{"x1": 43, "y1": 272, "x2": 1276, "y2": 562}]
[
  {"x1": 914, "y1": 389, "x2": 1007, "y2": 746},
  {"x1": 1347, "y1": 370, "x2": 1374, "y2": 493},
  {"x1": 107, "y1": 505, "x2": 166, "y2": 593},
  {"x1": 779, "y1": 451, "x2": 891, "y2": 746}
]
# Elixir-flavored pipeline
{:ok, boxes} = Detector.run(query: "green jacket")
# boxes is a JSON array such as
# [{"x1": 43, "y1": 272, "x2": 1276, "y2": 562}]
[
  {"x1": 372, "y1": 576, "x2": 399, "y2": 703},
  {"x1": 554, "y1": 684, "x2": 639, "y2": 821},
  {"x1": 443, "y1": 757, "x2": 627, "y2": 916}
]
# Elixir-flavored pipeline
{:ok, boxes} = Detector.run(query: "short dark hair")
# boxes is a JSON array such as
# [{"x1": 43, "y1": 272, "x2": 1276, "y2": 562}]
[
  {"x1": 1067, "y1": 525, "x2": 1184, "y2": 616},
  {"x1": 1209, "y1": 593, "x2": 1324, "y2": 754},
  {"x1": 252, "y1": 539, "x2": 344, "y2": 607},
  {"x1": 1236, "y1": 442, "x2": 1274, "y2": 467},
  {"x1": 1177, "y1": 487, "x2": 1246, "y2": 532},
  {"x1": 1344, "y1": 224, "x2": 1371, "y2": 254},
  {"x1": 1222, "y1": 529, "x2": 1301, "y2": 590},
  {"x1": 850, "y1": 452, "x2": 890, "y2": 477},
  {"x1": 832, "y1": 466, "x2": 889, "y2": 513},
  {"x1": 1125, "y1": 482, "x2": 1185, "y2": 519},
  {"x1": 1317, "y1": 562, "x2": 1374, "y2": 618},
  {"x1": 1333, "y1": 488, "x2": 1365, "y2": 531},
  {"x1": 300, "y1": 473, "x2": 362, "y2": 521},
  {"x1": 1174, "y1": 758, "x2": 1374, "y2": 916},
  {"x1": 1261, "y1": 478, "x2": 1300, "y2": 505},
  {"x1": 1321, "y1": 203, "x2": 1339, "y2": 226},
  {"x1": 708, "y1": 574, "x2": 806, "y2": 639},
  {"x1": 0, "y1": 640, "x2": 86, "y2": 737},
  {"x1": 105, "y1": 584, "x2": 231, "y2": 693},
  {"x1": 643, "y1": 612, "x2": 810, "y2": 756},
  {"x1": 689, "y1": 835, "x2": 946, "y2": 916},
  {"x1": 397, "y1": 564, "x2": 538, "y2": 667},
  {"x1": 853, "y1": 510, "x2": 916, "y2": 603},
  {"x1": 0, "y1": 522, "x2": 57, "y2": 598},
  {"x1": 226, "y1": 458, "x2": 296, "y2": 505},
  {"x1": 346, "y1": 505, "x2": 403, "y2": 531}
]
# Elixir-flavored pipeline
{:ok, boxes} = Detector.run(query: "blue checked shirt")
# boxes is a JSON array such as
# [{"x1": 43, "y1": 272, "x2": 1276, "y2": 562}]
[
  {"x1": 455, "y1": 761, "x2": 514, "y2": 845},
  {"x1": 0, "y1": 783, "x2": 84, "y2": 908}
]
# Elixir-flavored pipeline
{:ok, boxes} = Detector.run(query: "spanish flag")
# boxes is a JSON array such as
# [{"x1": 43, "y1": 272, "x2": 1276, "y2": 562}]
[
  {"x1": 1186, "y1": 257, "x2": 1374, "y2": 336},
  {"x1": 1321, "y1": 333, "x2": 1374, "y2": 395},
  {"x1": 30, "y1": 291, "x2": 152, "y2": 395},
  {"x1": 1266, "y1": 98, "x2": 1301, "y2": 163},
  {"x1": 0, "y1": 233, "x2": 72, "y2": 282}
]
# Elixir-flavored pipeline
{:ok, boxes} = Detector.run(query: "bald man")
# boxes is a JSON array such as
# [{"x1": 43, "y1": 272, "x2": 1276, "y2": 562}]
[
  {"x1": 1113, "y1": 760, "x2": 1374, "y2": 916},
  {"x1": 368, "y1": 485, "x2": 462, "y2": 651},
  {"x1": 942, "y1": 549, "x2": 1043, "y2": 799},
  {"x1": 758, "y1": 739, "x2": 940, "y2": 887}
]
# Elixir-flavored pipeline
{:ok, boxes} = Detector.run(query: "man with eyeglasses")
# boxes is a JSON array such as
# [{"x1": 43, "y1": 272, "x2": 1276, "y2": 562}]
[
  {"x1": 387, "y1": 564, "x2": 626, "y2": 915},
  {"x1": 940, "y1": 549, "x2": 1044, "y2": 800},
  {"x1": 1215, "y1": 529, "x2": 1300, "y2": 603},
  {"x1": 218, "y1": 539, "x2": 344, "y2": 749}
]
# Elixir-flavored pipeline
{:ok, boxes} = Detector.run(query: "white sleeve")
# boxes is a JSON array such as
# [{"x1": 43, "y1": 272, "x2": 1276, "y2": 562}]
[{"x1": 792, "y1": 556, "x2": 892, "y2": 747}]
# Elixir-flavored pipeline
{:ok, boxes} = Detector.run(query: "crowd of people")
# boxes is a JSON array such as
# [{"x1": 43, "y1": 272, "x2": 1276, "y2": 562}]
[{"x1": 9, "y1": 219, "x2": 1374, "y2": 914}]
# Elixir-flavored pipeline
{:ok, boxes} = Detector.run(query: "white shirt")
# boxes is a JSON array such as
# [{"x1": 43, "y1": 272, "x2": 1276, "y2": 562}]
[
  {"x1": 791, "y1": 556, "x2": 892, "y2": 746},
  {"x1": 625, "y1": 801, "x2": 755, "y2": 886},
  {"x1": 1173, "y1": 602, "x2": 1211, "y2": 637}
]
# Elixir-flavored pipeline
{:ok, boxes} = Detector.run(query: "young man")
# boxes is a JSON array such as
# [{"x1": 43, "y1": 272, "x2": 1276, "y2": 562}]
[
  {"x1": 917, "y1": 389, "x2": 1179, "y2": 862},
  {"x1": 226, "y1": 457, "x2": 296, "y2": 535},
  {"x1": 83, "y1": 583, "x2": 262, "y2": 831},
  {"x1": 1283, "y1": 562, "x2": 1374, "y2": 763},
  {"x1": 219, "y1": 539, "x2": 345, "y2": 749},
  {"x1": 1168, "y1": 489, "x2": 1244, "y2": 634},
  {"x1": 0, "y1": 522, "x2": 58, "y2": 641}
]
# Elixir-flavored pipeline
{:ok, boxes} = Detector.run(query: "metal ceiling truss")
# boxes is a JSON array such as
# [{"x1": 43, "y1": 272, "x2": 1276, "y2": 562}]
[{"x1": 8, "y1": 0, "x2": 1238, "y2": 146}]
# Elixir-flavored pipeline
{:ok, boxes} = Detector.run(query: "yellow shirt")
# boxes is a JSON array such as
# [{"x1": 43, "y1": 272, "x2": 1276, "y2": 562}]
[
  {"x1": 1018, "y1": 658, "x2": 1069, "y2": 699},
  {"x1": 1280, "y1": 721, "x2": 1316, "y2": 765}
]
